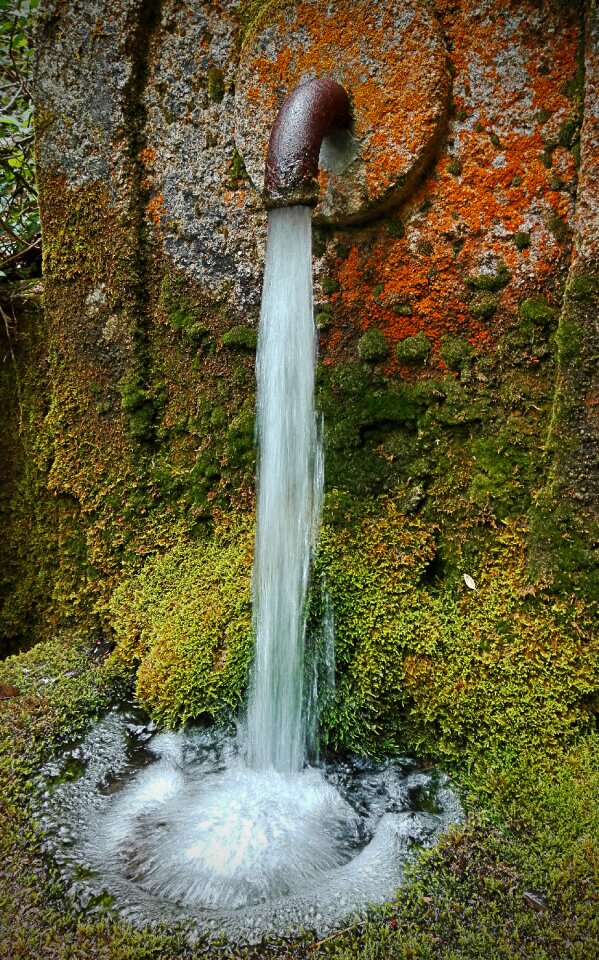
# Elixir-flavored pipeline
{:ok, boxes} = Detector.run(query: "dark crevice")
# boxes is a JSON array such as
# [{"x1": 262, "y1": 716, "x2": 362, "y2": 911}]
[{"x1": 120, "y1": 0, "x2": 164, "y2": 447}]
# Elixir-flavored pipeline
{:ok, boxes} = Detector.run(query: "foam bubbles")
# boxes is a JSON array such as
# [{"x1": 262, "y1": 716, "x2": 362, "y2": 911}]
[{"x1": 38, "y1": 712, "x2": 462, "y2": 941}]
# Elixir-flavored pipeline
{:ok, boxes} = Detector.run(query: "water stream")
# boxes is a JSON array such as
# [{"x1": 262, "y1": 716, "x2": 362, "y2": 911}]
[{"x1": 247, "y1": 205, "x2": 322, "y2": 774}]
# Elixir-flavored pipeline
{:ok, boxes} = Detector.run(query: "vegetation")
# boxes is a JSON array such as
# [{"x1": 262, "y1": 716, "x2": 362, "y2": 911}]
[
  {"x1": 0, "y1": 0, "x2": 40, "y2": 278},
  {"x1": 109, "y1": 516, "x2": 254, "y2": 726}
]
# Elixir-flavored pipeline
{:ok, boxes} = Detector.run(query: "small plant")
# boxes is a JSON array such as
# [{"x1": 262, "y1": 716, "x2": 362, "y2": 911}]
[
  {"x1": 440, "y1": 334, "x2": 476, "y2": 370},
  {"x1": 0, "y1": 0, "x2": 41, "y2": 276},
  {"x1": 513, "y1": 231, "x2": 531, "y2": 250},
  {"x1": 469, "y1": 293, "x2": 499, "y2": 321},
  {"x1": 465, "y1": 263, "x2": 510, "y2": 292}
]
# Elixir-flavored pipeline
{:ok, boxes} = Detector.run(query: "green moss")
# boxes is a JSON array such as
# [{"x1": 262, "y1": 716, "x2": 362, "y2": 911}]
[
  {"x1": 315, "y1": 310, "x2": 332, "y2": 329},
  {"x1": 391, "y1": 301, "x2": 413, "y2": 317},
  {"x1": 207, "y1": 66, "x2": 225, "y2": 103},
  {"x1": 468, "y1": 293, "x2": 499, "y2": 320},
  {"x1": 322, "y1": 276, "x2": 340, "y2": 295},
  {"x1": 227, "y1": 148, "x2": 247, "y2": 186},
  {"x1": 536, "y1": 107, "x2": 552, "y2": 124},
  {"x1": 440, "y1": 335, "x2": 477, "y2": 372},
  {"x1": 488, "y1": 131, "x2": 501, "y2": 149},
  {"x1": 313, "y1": 499, "x2": 437, "y2": 754},
  {"x1": 447, "y1": 157, "x2": 463, "y2": 176},
  {"x1": 222, "y1": 325, "x2": 258, "y2": 351},
  {"x1": 544, "y1": 207, "x2": 569, "y2": 243},
  {"x1": 519, "y1": 297, "x2": 556, "y2": 326},
  {"x1": 465, "y1": 263, "x2": 510, "y2": 292},
  {"x1": 109, "y1": 517, "x2": 253, "y2": 726},
  {"x1": 396, "y1": 333, "x2": 432, "y2": 364},
  {"x1": 357, "y1": 329, "x2": 389, "y2": 362},
  {"x1": 120, "y1": 375, "x2": 158, "y2": 442},
  {"x1": 387, "y1": 217, "x2": 405, "y2": 239},
  {"x1": 566, "y1": 274, "x2": 599, "y2": 302},
  {"x1": 328, "y1": 362, "x2": 371, "y2": 397},
  {"x1": 512, "y1": 231, "x2": 530, "y2": 250},
  {"x1": 315, "y1": 512, "x2": 598, "y2": 764}
]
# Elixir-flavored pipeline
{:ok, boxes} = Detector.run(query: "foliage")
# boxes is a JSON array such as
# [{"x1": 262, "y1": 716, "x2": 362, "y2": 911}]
[
  {"x1": 0, "y1": 0, "x2": 40, "y2": 277},
  {"x1": 108, "y1": 515, "x2": 254, "y2": 726}
]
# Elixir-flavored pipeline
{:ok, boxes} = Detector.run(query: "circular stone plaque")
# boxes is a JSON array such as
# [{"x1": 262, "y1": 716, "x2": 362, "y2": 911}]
[{"x1": 235, "y1": 0, "x2": 450, "y2": 225}]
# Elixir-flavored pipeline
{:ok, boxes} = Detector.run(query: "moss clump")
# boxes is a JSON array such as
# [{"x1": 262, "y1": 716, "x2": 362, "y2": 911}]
[
  {"x1": 321, "y1": 277, "x2": 340, "y2": 295},
  {"x1": 357, "y1": 329, "x2": 389, "y2": 362},
  {"x1": 315, "y1": 510, "x2": 598, "y2": 764},
  {"x1": 390, "y1": 301, "x2": 412, "y2": 317},
  {"x1": 227, "y1": 149, "x2": 247, "y2": 187},
  {"x1": 468, "y1": 293, "x2": 499, "y2": 320},
  {"x1": 109, "y1": 518, "x2": 253, "y2": 726},
  {"x1": 519, "y1": 297, "x2": 556, "y2": 326},
  {"x1": 536, "y1": 107, "x2": 552, "y2": 124},
  {"x1": 222, "y1": 325, "x2": 258, "y2": 351},
  {"x1": 387, "y1": 217, "x2": 405, "y2": 239},
  {"x1": 545, "y1": 207, "x2": 569, "y2": 243},
  {"x1": 314, "y1": 499, "x2": 437, "y2": 754},
  {"x1": 566, "y1": 274, "x2": 599, "y2": 301},
  {"x1": 447, "y1": 157, "x2": 463, "y2": 176},
  {"x1": 206, "y1": 66, "x2": 225, "y2": 102},
  {"x1": 120, "y1": 375, "x2": 159, "y2": 442},
  {"x1": 396, "y1": 332, "x2": 432, "y2": 364},
  {"x1": 440, "y1": 335, "x2": 477, "y2": 372},
  {"x1": 465, "y1": 263, "x2": 510, "y2": 292},
  {"x1": 315, "y1": 310, "x2": 332, "y2": 329},
  {"x1": 513, "y1": 231, "x2": 531, "y2": 250}
]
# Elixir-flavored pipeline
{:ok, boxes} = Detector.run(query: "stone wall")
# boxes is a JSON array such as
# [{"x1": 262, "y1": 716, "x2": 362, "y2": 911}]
[{"x1": 1, "y1": 0, "x2": 597, "y2": 653}]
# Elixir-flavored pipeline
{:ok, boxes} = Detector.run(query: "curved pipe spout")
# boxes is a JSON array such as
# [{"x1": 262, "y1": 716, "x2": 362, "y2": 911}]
[{"x1": 264, "y1": 78, "x2": 352, "y2": 208}]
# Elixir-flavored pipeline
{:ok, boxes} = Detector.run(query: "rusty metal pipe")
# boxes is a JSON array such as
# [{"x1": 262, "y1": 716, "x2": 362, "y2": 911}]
[{"x1": 264, "y1": 78, "x2": 352, "y2": 208}]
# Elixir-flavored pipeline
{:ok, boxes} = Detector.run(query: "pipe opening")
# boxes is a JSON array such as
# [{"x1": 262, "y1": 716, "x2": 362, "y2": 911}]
[{"x1": 264, "y1": 78, "x2": 352, "y2": 208}]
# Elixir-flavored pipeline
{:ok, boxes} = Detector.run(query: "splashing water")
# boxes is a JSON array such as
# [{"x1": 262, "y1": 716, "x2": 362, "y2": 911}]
[
  {"x1": 247, "y1": 205, "x2": 323, "y2": 774},
  {"x1": 38, "y1": 711, "x2": 462, "y2": 941}
]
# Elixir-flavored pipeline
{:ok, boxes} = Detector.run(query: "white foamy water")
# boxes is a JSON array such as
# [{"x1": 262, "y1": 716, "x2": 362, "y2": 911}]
[
  {"x1": 247, "y1": 205, "x2": 323, "y2": 774},
  {"x1": 38, "y1": 713, "x2": 463, "y2": 941}
]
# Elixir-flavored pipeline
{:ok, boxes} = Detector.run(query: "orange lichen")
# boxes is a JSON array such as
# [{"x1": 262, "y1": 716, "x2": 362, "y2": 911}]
[
  {"x1": 146, "y1": 193, "x2": 166, "y2": 227},
  {"x1": 310, "y1": 0, "x2": 581, "y2": 374}
]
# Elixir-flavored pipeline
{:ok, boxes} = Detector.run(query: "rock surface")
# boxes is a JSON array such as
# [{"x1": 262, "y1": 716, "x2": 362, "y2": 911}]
[{"x1": 1, "y1": 0, "x2": 597, "y2": 650}]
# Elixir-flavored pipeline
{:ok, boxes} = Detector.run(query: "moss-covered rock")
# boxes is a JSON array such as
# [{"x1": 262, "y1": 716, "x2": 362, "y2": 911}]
[
  {"x1": 519, "y1": 297, "x2": 557, "y2": 326},
  {"x1": 468, "y1": 293, "x2": 499, "y2": 320},
  {"x1": 465, "y1": 263, "x2": 510, "y2": 292},
  {"x1": 440, "y1": 334, "x2": 477, "y2": 370}
]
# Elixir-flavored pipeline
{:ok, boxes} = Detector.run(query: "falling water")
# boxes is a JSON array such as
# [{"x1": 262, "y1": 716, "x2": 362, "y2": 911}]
[{"x1": 246, "y1": 205, "x2": 323, "y2": 774}]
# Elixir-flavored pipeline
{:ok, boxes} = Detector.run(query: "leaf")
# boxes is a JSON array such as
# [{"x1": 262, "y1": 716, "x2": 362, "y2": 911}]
[{"x1": 463, "y1": 574, "x2": 477, "y2": 591}]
